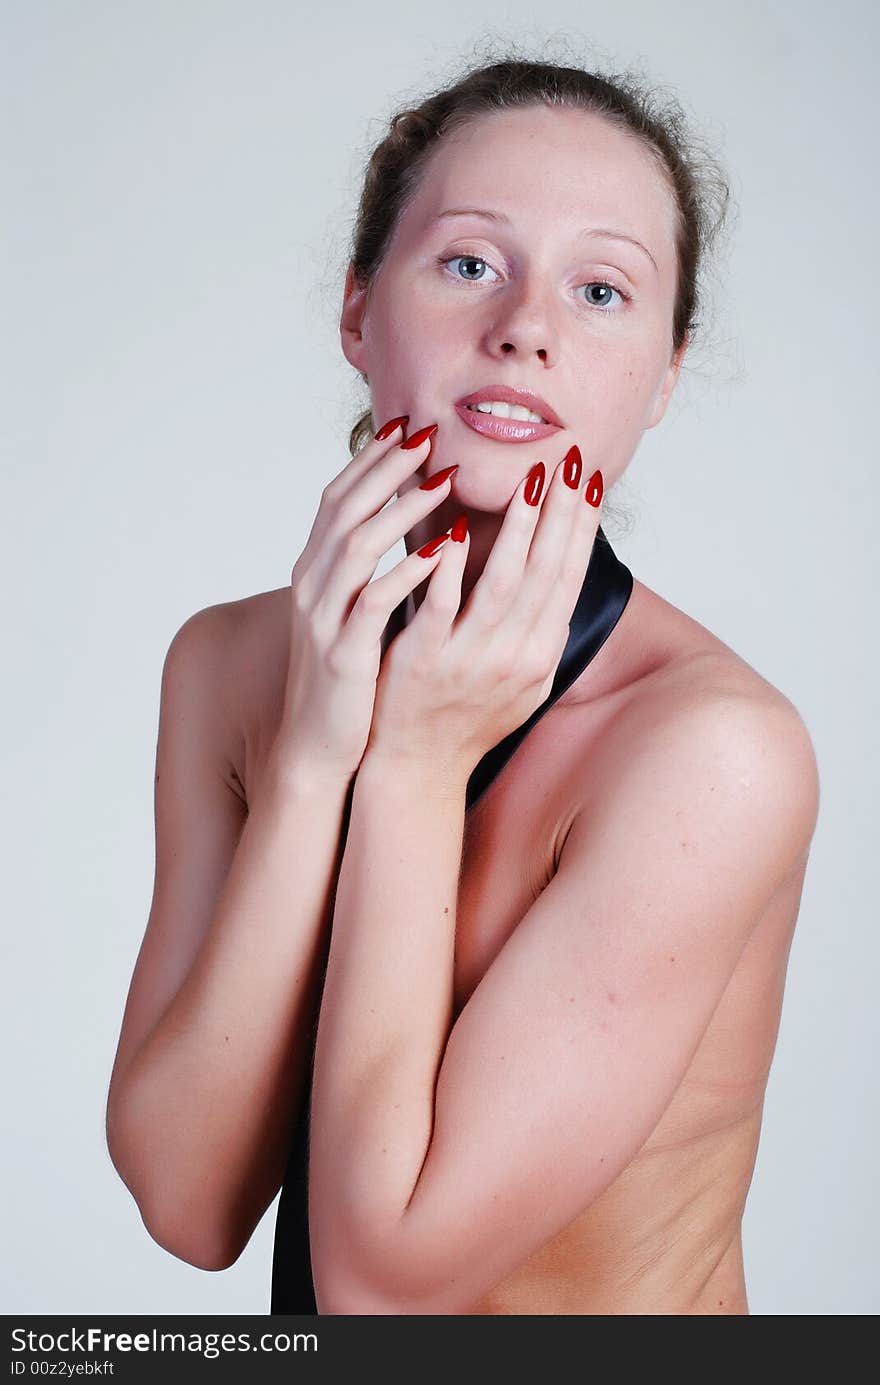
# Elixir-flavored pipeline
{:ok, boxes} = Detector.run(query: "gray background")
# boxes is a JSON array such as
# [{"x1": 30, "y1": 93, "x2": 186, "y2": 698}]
[{"x1": 3, "y1": 0, "x2": 877, "y2": 1315}]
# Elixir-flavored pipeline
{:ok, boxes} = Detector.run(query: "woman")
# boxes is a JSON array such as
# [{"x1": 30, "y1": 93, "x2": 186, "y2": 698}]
[{"x1": 105, "y1": 56, "x2": 820, "y2": 1315}]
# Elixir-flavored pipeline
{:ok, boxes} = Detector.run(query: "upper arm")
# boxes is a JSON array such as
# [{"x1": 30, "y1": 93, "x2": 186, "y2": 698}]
[
  {"x1": 107, "y1": 604, "x2": 248, "y2": 1116},
  {"x1": 353, "y1": 688, "x2": 820, "y2": 1313}
]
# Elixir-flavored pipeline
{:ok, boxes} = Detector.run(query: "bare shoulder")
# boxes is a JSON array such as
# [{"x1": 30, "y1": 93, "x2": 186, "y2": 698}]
[
  {"x1": 212, "y1": 584, "x2": 292, "y2": 693},
  {"x1": 166, "y1": 586, "x2": 291, "y2": 804},
  {"x1": 598, "y1": 589, "x2": 822, "y2": 856}
]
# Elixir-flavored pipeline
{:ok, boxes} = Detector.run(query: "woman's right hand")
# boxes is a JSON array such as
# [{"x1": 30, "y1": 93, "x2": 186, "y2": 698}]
[{"x1": 270, "y1": 416, "x2": 459, "y2": 781}]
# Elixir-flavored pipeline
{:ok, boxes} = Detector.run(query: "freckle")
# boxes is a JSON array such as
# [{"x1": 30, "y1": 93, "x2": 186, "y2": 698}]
[
  {"x1": 224, "y1": 1034, "x2": 228, "y2": 1041},
  {"x1": 444, "y1": 906, "x2": 449, "y2": 914},
  {"x1": 600, "y1": 1156, "x2": 605, "y2": 1163},
  {"x1": 718, "y1": 1300, "x2": 723, "y2": 1306},
  {"x1": 569, "y1": 996, "x2": 575, "y2": 1003},
  {"x1": 670, "y1": 956, "x2": 675, "y2": 962}
]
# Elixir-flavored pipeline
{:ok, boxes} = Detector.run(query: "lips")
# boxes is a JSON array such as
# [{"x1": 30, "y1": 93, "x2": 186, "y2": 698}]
[
  {"x1": 454, "y1": 405, "x2": 561, "y2": 443},
  {"x1": 455, "y1": 383, "x2": 564, "y2": 427}
]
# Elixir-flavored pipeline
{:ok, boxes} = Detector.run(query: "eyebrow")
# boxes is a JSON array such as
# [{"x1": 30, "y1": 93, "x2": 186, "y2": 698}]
[{"x1": 432, "y1": 206, "x2": 659, "y2": 275}]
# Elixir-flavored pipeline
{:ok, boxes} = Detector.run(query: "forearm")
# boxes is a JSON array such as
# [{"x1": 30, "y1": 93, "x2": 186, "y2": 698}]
[
  {"x1": 107, "y1": 754, "x2": 353, "y2": 1268},
  {"x1": 308, "y1": 749, "x2": 467, "y2": 1303}
]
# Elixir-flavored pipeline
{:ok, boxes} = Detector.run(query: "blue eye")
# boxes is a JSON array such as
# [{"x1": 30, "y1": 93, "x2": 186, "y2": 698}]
[
  {"x1": 580, "y1": 282, "x2": 628, "y2": 312},
  {"x1": 438, "y1": 252, "x2": 631, "y2": 312},
  {"x1": 443, "y1": 254, "x2": 500, "y2": 284}
]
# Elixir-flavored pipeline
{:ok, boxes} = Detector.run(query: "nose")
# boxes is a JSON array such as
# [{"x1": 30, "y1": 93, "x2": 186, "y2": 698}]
[{"x1": 483, "y1": 276, "x2": 560, "y2": 365}]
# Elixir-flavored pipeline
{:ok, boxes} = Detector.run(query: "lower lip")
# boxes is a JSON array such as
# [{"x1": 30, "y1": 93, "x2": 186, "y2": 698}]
[{"x1": 454, "y1": 403, "x2": 562, "y2": 443}]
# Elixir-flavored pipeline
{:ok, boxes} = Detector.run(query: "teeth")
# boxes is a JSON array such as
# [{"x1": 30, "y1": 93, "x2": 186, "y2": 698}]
[{"x1": 467, "y1": 401, "x2": 547, "y2": 424}]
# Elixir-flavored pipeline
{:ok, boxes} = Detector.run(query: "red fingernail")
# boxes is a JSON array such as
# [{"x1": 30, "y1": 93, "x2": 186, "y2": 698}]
[
  {"x1": 585, "y1": 469, "x2": 604, "y2": 507},
  {"x1": 562, "y1": 445, "x2": 582, "y2": 489},
  {"x1": 401, "y1": 422, "x2": 439, "y2": 450},
  {"x1": 524, "y1": 462, "x2": 545, "y2": 506},
  {"x1": 417, "y1": 532, "x2": 451, "y2": 558},
  {"x1": 374, "y1": 414, "x2": 409, "y2": 441},
  {"x1": 451, "y1": 513, "x2": 468, "y2": 542},
  {"x1": 419, "y1": 464, "x2": 459, "y2": 491}
]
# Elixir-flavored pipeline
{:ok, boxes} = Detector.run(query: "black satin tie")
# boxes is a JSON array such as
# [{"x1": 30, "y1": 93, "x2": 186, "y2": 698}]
[{"x1": 269, "y1": 523, "x2": 633, "y2": 1314}]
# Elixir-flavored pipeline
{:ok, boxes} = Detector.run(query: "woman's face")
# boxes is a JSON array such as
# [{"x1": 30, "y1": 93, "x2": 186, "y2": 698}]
[{"x1": 341, "y1": 103, "x2": 688, "y2": 515}]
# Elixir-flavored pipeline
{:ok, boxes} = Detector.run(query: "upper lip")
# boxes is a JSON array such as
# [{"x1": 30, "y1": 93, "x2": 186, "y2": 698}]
[{"x1": 455, "y1": 384, "x2": 564, "y2": 428}]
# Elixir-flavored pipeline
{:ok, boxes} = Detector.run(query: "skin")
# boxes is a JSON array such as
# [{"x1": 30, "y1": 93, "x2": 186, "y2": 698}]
[
  {"x1": 107, "y1": 104, "x2": 818, "y2": 1307},
  {"x1": 340, "y1": 102, "x2": 688, "y2": 613},
  {"x1": 289, "y1": 103, "x2": 820, "y2": 1313}
]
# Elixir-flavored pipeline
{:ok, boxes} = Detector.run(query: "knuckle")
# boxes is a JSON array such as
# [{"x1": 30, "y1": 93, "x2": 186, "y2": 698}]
[
  {"x1": 527, "y1": 548, "x2": 555, "y2": 582},
  {"x1": 483, "y1": 568, "x2": 516, "y2": 605},
  {"x1": 324, "y1": 640, "x2": 349, "y2": 677},
  {"x1": 524, "y1": 646, "x2": 552, "y2": 682},
  {"x1": 338, "y1": 525, "x2": 366, "y2": 562},
  {"x1": 356, "y1": 580, "x2": 385, "y2": 614},
  {"x1": 319, "y1": 477, "x2": 341, "y2": 507},
  {"x1": 488, "y1": 646, "x2": 516, "y2": 682},
  {"x1": 430, "y1": 589, "x2": 459, "y2": 619},
  {"x1": 290, "y1": 578, "x2": 311, "y2": 614}
]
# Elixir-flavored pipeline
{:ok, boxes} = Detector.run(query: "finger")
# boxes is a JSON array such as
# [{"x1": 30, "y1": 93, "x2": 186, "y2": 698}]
[
  {"x1": 515, "y1": 445, "x2": 585, "y2": 627},
  {"x1": 409, "y1": 512, "x2": 470, "y2": 646},
  {"x1": 539, "y1": 463, "x2": 605, "y2": 641},
  {"x1": 324, "y1": 414, "x2": 410, "y2": 501},
  {"x1": 465, "y1": 461, "x2": 548, "y2": 628},
  {"x1": 334, "y1": 517, "x2": 455, "y2": 657},
  {"x1": 330, "y1": 422, "x2": 439, "y2": 527},
  {"x1": 318, "y1": 459, "x2": 458, "y2": 625},
  {"x1": 304, "y1": 420, "x2": 440, "y2": 611}
]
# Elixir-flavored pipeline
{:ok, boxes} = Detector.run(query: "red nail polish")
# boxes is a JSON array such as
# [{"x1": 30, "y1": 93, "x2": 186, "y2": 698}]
[
  {"x1": 562, "y1": 445, "x2": 582, "y2": 489},
  {"x1": 524, "y1": 462, "x2": 545, "y2": 506},
  {"x1": 374, "y1": 414, "x2": 410, "y2": 441},
  {"x1": 451, "y1": 513, "x2": 468, "y2": 542},
  {"x1": 419, "y1": 464, "x2": 459, "y2": 491},
  {"x1": 417, "y1": 532, "x2": 451, "y2": 558},
  {"x1": 585, "y1": 469, "x2": 603, "y2": 507},
  {"x1": 401, "y1": 422, "x2": 439, "y2": 450}
]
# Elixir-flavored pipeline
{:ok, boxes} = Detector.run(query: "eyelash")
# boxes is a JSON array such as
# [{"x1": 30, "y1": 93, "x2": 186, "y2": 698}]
[{"x1": 437, "y1": 250, "x2": 633, "y2": 312}]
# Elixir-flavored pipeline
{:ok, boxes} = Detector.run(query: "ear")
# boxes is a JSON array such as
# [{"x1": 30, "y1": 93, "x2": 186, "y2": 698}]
[
  {"x1": 644, "y1": 330, "x2": 689, "y2": 430},
  {"x1": 340, "y1": 262, "x2": 371, "y2": 375}
]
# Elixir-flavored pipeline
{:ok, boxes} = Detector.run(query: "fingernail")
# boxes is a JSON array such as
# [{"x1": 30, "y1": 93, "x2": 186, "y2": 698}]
[
  {"x1": 585, "y1": 469, "x2": 604, "y2": 507},
  {"x1": 401, "y1": 422, "x2": 439, "y2": 450},
  {"x1": 419, "y1": 464, "x2": 459, "y2": 491},
  {"x1": 524, "y1": 462, "x2": 545, "y2": 506},
  {"x1": 451, "y1": 513, "x2": 468, "y2": 542},
  {"x1": 374, "y1": 414, "x2": 409, "y2": 441},
  {"x1": 562, "y1": 445, "x2": 582, "y2": 489},
  {"x1": 417, "y1": 532, "x2": 451, "y2": 558}
]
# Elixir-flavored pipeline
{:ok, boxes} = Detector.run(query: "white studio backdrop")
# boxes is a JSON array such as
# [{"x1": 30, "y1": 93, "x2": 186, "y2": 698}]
[{"x1": 2, "y1": 0, "x2": 877, "y2": 1315}]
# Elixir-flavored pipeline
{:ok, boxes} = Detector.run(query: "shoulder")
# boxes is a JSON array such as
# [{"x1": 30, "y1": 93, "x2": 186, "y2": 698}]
[
  {"x1": 594, "y1": 644, "x2": 821, "y2": 866},
  {"x1": 167, "y1": 585, "x2": 290, "y2": 680},
  {"x1": 162, "y1": 586, "x2": 291, "y2": 799}
]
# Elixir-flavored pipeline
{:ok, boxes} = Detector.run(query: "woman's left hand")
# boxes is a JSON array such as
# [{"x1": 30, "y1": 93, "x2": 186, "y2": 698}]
[{"x1": 364, "y1": 445, "x2": 604, "y2": 782}]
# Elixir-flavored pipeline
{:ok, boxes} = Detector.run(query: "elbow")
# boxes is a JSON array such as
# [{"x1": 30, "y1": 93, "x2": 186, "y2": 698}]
[
  {"x1": 140, "y1": 1198, "x2": 243, "y2": 1272},
  {"x1": 105, "y1": 1115, "x2": 243, "y2": 1273},
  {"x1": 312, "y1": 1243, "x2": 414, "y2": 1316}
]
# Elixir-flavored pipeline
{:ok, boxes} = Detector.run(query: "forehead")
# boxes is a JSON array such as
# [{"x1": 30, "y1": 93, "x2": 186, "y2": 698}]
[{"x1": 398, "y1": 104, "x2": 676, "y2": 260}]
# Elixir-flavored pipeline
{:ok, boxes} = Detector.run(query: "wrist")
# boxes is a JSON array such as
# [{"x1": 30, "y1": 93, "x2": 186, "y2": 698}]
[
  {"x1": 265, "y1": 739, "x2": 357, "y2": 798},
  {"x1": 357, "y1": 746, "x2": 471, "y2": 803}
]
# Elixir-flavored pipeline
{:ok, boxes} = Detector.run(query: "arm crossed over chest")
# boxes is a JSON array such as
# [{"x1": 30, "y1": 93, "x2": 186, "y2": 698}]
[{"x1": 308, "y1": 683, "x2": 820, "y2": 1314}]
